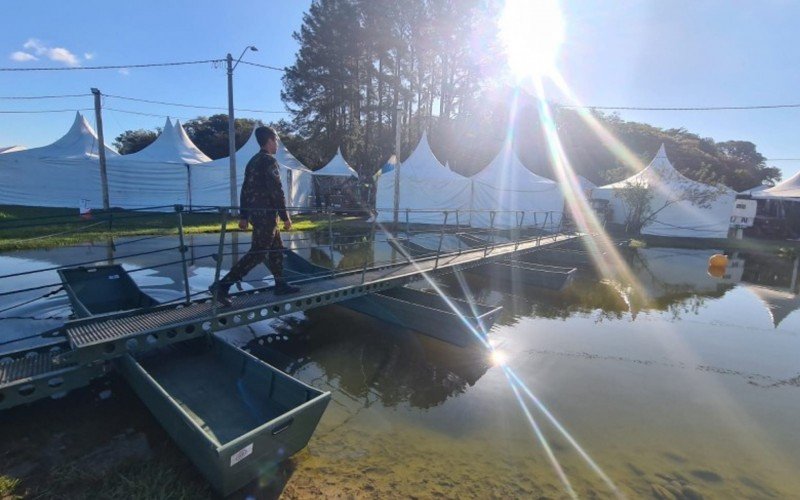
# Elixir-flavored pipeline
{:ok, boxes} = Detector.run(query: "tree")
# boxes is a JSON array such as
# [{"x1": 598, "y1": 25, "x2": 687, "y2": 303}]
[
  {"x1": 113, "y1": 129, "x2": 158, "y2": 154},
  {"x1": 112, "y1": 115, "x2": 261, "y2": 159},
  {"x1": 182, "y1": 114, "x2": 261, "y2": 160},
  {"x1": 614, "y1": 170, "x2": 728, "y2": 235}
]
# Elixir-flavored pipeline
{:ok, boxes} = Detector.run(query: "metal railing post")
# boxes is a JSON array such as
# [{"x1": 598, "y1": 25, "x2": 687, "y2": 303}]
[
  {"x1": 455, "y1": 210, "x2": 463, "y2": 255},
  {"x1": 515, "y1": 211, "x2": 525, "y2": 251},
  {"x1": 536, "y1": 212, "x2": 543, "y2": 246},
  {"x1": 327, "y1": 208, "x2": 335, "y2": 276},
  {"x1": 543, "y1": 212, "x2": 550, "y2": 234},
  {"x1": 485, "y1": 211, "x2": 495, "y2": 257},
  {"x1": 361, "y1": 216, "x2": 377, "y2": 283},
  {"x1": 175, "y1": 205, "x2": 191, "y2": 305},
  {"x1": 212, "y1": 208, "x2": 229, "y2": 317},
  {"x1": 434, "y1": 211, "x2": 449, "y2": 269},
  {"x1": 405, "y1": 208, "x2": 410, "y2": 238}
]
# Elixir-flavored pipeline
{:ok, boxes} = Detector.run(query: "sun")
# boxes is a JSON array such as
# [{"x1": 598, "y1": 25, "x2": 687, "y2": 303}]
[{"x1": 498, "y1": 0, "x2": 565, "y2": 80}]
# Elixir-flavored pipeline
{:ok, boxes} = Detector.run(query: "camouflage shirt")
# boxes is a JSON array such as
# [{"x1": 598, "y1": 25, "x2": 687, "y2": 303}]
[{"x1": 239, "y1": 151, "x2": 289, "y2": 223}]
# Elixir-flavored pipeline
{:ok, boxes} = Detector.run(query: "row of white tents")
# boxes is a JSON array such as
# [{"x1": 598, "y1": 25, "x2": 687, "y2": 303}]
[
  {"x1": 0, "y1": 112, "x2": 361, "y2": 211},
  {"x1": 376, "y1": 138, "x2": 739, "y2": 238},
  {"x1": 1, "y1": 112, "x2": 750, "y2": 239}
]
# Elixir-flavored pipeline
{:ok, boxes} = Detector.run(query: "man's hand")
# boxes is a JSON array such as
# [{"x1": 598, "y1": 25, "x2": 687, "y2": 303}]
[
  {"x1": 283, "y1": 219, "x2": 293, "y2": 231},
  {"x1": 238, "y1": 219, "x2": 248, "y2": 230}
]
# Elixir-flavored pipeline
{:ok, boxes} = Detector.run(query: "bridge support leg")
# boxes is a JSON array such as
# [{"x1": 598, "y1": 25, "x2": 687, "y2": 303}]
[
  {"x1": 212, "y1": 208, "x2": 229, "y2": 317},
  {"x1": 176, "y1": 207, "x2": 191, "y2": 305},
  {"x1": 485, "y1": 211, "x2": 495, "y2": 257},
  {"x1": 434, "y1": 211, "x2": 449, "y2": 269},
  {"x1": 362, "y1": 216, "x2": 378, "y2": 283}
]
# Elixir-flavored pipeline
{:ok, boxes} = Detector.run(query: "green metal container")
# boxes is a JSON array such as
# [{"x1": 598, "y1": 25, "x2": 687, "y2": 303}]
[
  {"x1": 118, "y1": 337, "x2": 330, "y2": 496},
  {"x1": 57, "y1": 264, "x2": 158, "y2": 318}
]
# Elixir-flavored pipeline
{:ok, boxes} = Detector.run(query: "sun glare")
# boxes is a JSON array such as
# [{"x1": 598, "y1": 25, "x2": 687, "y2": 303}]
[{"x1": 498, "y1": 0, "x2": 565, "y2": 79}]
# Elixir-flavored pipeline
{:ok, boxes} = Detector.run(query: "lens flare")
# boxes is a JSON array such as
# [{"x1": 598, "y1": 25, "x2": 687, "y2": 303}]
[
  {"x1": 499, "y1": 0, "x2": 565, "y2": 79},
  {"x1": 490, "y1": 349, "x2": 508, "y2": 366}
]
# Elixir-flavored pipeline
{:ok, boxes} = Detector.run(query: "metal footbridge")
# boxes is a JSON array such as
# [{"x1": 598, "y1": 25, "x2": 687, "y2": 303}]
[{"x1": 0, "y1": 207, "x2": 581, "y2": 410}]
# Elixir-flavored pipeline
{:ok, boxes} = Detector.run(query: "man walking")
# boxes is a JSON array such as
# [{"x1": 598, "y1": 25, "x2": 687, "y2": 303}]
[{"x1": 210, "y1": 126, "x2": 300, "y2": 306}]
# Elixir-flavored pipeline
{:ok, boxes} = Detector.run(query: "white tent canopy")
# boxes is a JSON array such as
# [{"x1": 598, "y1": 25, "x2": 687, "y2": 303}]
[
  {"x1": 0, "y1": 146, "x2": 26, "y2": 154},
  {"x1": 0, "y1": 112, "x2": 114, "y2": 208},
  {"x1": 746, "y1": 284, "x2": 800, "y2": 328},
  {"x1": 275, "y1": 138, "x2": 314, "y2": 209},
  {"x1": 577, "y1": 175, "x2": 596, "y2": 194},
  {"x1": 470, "y1": 140, "x2": 564, "y2": 229},
  {"x1": 754, "y1": 171, "x2": 800, "y2": 200},
  {"x1": 111, "y1": 119, "x2": 210, "y2": 165},
  {"x1": 593, "y1": 144, "x2": 736, "y2": 238},
  {"x1": 375, "y1": 132, "x2": 471, "y2": 225},
  {"x1": 313, "y1": 147, "x2": 358, "y2": 178},
  {"x1": 191, "y1": 132, "x2": 313, "y2": 210},
  {"x1": 105, "y1": 119, "x2": 210, "y2": 209},
  {"x1": 738, "y1": 184, "x2": 772, "y2": 196}
]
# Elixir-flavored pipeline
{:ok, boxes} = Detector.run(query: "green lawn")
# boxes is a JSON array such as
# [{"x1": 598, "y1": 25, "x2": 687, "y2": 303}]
[{"x1": 0, "y1": 205, "x2": 365, "y2": 252}]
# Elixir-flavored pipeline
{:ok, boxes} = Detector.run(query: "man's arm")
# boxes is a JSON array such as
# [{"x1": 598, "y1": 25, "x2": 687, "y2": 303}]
[
  {"x1": 239, "y1": 159, "x2": 256, "y2": 222},
  {"x1": 265, "y1": 156, "x2": 290, "y2": 225}
]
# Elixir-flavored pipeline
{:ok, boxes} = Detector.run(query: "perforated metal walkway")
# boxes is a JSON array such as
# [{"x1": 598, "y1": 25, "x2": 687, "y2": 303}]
[{"x1": 1, "y1": 232, "x2": 580, "y2": 409}]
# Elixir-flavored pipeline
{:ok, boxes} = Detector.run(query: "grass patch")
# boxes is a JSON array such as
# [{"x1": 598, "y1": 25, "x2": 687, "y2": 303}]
[
  {"x1": 0, "y1": 205, "x2": 365, "y2": 252},
  {"x1": 42, "y1": 459, "x2": 213, "y2": 500},
  {"x1": 0, "y1": 475, "x2": 21, "y2": 498}
]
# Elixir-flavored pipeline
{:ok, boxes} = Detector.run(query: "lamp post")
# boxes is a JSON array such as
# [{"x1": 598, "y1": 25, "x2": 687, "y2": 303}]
[{"x1": 227, "y1": 45, "x2": 258, "y2": 214}]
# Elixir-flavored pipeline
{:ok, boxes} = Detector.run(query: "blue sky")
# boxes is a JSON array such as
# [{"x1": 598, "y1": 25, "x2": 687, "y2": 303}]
[{"x1": 1, "y1": 0, "x2": 798, "y2": 180}]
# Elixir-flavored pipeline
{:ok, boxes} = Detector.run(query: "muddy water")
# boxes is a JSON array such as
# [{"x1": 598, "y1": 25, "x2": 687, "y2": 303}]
[{"x1": 1, "y1": 235, "x2": 799, "y2": 498}]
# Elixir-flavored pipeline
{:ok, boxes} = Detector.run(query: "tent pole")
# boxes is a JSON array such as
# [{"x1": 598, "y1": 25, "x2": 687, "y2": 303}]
[{"x1": 91, "y1": 88, "x2": 110, "y2": 211}]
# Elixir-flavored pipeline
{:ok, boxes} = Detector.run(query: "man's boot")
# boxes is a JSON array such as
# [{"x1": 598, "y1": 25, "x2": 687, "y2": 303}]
[
  {"x1": 209, "y1": 281, "x2": 233, "y2": 307},
  {"x1": 274, "y1": 278, "x2": 300, "y2": 296}
]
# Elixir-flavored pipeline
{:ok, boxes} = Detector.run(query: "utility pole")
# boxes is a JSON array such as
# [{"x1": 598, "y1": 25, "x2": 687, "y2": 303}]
[
  {"x1": 393, "y1": 107, "x2": 402, "y2": 225},
  {"x1": 91, "y1": 88, "x2": 110, "y2": 211},
  {"x1": 226, "y1": 53, "x2": 237, "y2": 215}
]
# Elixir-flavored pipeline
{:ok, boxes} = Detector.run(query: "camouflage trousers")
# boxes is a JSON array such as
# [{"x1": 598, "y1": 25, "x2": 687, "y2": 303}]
[{"x1": 220, "y1": 219, "x2": 284, "y2": 286}]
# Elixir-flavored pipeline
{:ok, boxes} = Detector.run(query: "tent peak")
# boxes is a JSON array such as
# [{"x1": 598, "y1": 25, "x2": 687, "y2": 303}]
[{"x1": 656, "y1": 143, "x2": 668, "y2": 158}]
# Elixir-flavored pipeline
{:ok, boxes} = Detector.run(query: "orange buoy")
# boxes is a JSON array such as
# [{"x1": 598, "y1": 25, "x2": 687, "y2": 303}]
[
  {"x1": 708, "y1": 253, "x2": 728, "y2": 268},
  {"x1": 707, "y1": 265, "x2": 726, "y2": 279}
]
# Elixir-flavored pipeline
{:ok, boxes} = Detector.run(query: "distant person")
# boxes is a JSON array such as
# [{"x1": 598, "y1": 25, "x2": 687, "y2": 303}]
[{"x1": 210, "y1": 126, "x2": 300, "y2": 306}]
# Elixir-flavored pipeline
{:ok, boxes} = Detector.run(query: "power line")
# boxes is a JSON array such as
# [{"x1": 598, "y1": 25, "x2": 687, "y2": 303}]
[
  {"x1": 0, "y1": 108, "x2": 92, "y2": 114},
  {"x1": 103, "y1": 93, "x2": 289, "y2": 114},
  {"x1": 239, "y1": 60, "x2": 347, "y2": 84},
  {"x1": 104, "y1": 107, "x2": 194, "y2": 120},
  {"x1": 555, "y1": 103, "x2": 800, "y2": 111},
  {"x1": 238, "y1": 60, "x2": 286, "y2": 73},
  {"x1": 0, "y1": 59, "x2": 224, "y2": 72},
  {"x1": 0, "y1": 93, "x2": 90, "y2": 100}
]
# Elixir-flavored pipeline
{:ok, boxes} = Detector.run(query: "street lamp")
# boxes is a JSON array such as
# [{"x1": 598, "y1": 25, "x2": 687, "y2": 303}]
[{"x1": 227, "y1": 45, "x2": 258, "y2": 214}]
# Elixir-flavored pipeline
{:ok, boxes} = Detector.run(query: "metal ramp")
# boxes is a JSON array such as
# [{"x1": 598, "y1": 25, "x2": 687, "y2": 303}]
[{"x1": 0, "y1": 232, "x2": 580, "y2": 409}]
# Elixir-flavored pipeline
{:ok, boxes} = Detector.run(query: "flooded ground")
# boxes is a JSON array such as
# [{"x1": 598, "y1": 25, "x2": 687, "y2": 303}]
[{"x1": 1, "y1": 232, "x2": 799, "y2": 498}]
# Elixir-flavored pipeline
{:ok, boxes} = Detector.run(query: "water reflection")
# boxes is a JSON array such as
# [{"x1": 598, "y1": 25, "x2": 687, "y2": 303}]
[
  {"x1": 3, "y1": 233, "x2": 800, "y2": 497},
  {"x1": 245, "y1": 307, "x2": 491, "y2": 410}
]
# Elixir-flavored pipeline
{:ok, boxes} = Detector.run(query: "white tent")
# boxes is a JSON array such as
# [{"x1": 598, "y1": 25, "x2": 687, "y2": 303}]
[
  {"x1": 593, "y1": 144, "x2": 736, "y2": 239},
  {"x1": 0, "y1": 146, "x2": 25, "y2": 154},
  {"x1": 105, "y1": 119, "x2": 210, "y2": 209},
  {"x1": 191, "y1": 132, "x2": 313, "y2": 210},
  {"x1": 577, "y1": 175, "x2": 596, "y2": 196},
  {"x1": 313, "y1": 147, "x2": 358, "y2": 178},
  {"x1": 739, "y1": 184, "x2": 773, "y2": 197},
  {"x1": 470, "y1": 141, "x2": 564, "y2": 229},
  {"x1": 754, "y1": 171, "x2": 800, "y2": 200},
  {"x1": 0, "y1": 112, "x2": 115, "y2": 208},
  {"x1": 375, "y1": 132, "x2": 471, "y2": 225},
  {"x1": 746, "y1": 285, "x2": 800, "y2": 328},
  {"x1": 275, "y1": 138, "x2": 314, "y2": 209}
]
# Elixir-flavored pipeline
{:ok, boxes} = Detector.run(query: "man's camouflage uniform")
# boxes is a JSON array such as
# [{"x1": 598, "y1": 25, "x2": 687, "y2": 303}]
[{"x1": 219, "y1": 151, "x2": 289, "y2": 287}]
